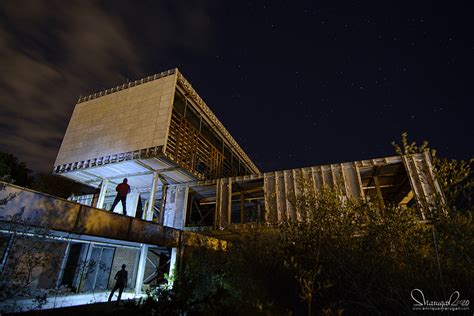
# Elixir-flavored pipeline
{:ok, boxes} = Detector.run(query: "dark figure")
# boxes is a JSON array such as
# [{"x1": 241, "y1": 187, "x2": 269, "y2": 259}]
[
  {"x1": 108, "y1": 264, "x2": 128, "y2": 303},
  {"x1": 110, "y1": 178, "x2": 131, "y2": 215}
]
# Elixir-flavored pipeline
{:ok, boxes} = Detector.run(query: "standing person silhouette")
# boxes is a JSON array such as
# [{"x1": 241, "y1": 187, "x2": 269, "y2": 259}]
[
  {"x1": 110, "y1": 178, "x2": 130, "y2": 215},
  {"x1": 108, "y1": 264, "x2": 128, "y2": 303}
]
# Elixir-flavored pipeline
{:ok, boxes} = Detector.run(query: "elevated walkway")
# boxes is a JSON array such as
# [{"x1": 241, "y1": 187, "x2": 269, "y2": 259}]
[
  {"x1": 0, "y1": 182, "x2": 226, "y2": 313},
  {"x1": 0, "y1": 182, "x2": 225, "y2": 249}
]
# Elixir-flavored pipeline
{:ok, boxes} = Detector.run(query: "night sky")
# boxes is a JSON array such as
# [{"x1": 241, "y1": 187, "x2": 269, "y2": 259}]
[{"x1": 0, "y1": 1, "x2": 472, "y2": 174}]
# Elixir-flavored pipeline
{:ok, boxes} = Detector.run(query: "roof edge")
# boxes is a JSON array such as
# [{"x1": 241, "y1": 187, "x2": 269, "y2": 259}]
[
  {"x1": 76, "y1": 68, "x2": 177, "y2": 104},
  {"x1": 175, "y1": 70, "x2": 260, "y2": 174}
]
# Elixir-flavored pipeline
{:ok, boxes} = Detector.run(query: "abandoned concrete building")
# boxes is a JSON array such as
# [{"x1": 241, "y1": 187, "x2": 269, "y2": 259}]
[{"x1": 0, "y1": 69, "x2": 443, "y2": 311}]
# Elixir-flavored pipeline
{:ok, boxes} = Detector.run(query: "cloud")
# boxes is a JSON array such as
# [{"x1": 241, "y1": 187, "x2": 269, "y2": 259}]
[
  {"x1": 0, "y1": 1, "x2": 143, "y2": 173},
  {"x1": 0, "y1": 0, "x2": 220, "y2": 173}
]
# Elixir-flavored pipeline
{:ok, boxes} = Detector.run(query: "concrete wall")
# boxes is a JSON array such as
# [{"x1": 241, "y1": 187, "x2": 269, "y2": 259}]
[
  {"x1": 0, "y1": 182, "x2": 181, "y2": 247},
  {"x1": 55, "y1": 74, "x2": 177, "y2": 167}
]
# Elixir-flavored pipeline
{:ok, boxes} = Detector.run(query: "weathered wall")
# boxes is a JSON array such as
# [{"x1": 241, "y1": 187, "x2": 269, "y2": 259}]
[
  {"x1": 55, "y1": 73, "x2": 177, "y2": 167},
  {"x1": 0, "y1": 183, "x2": 181, "y2": 247}
]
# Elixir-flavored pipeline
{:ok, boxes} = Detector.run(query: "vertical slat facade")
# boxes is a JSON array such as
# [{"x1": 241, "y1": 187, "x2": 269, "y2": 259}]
[
  {"x1": 181, "y1": 154, "x2": 442, "y2": 227},
  {"x1": 264, "y1": 173, "x2": 278, "y2": 223}
]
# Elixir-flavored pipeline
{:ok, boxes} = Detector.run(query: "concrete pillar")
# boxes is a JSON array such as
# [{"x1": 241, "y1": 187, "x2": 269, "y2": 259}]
[
  {"x1": 146, "y1": 172, "x2": 160, "y2": 221},
  {"x1": 135, "y1": 244, "x2": 148, "y2": 295},
  {"x1": 174, "y1": 186, "x2": 189, "y2": 229},
  {"x1": 55, "y1": 242, "x2": 71, "y2": 288},
  {"x1": 96, "y1": 178, "x2": 109, "y2": 209},
  {"x1": 168, "y1": 247, "x2": 178, "y2": 287}
]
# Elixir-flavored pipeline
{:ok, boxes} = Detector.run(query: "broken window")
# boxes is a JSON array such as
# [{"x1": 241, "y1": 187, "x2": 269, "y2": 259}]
[
  {"x1": 230, "y1": 179, "x2": 265, "y2": 224},
  {"x1": 61, "y1": 242, "x2": 89, "y2": 292},
  {"x1": 186, "y1": 185, "x2": 216, "y2": 227},
  {"x1": 142, "y1": 247, "x2": 171, "y2": 291},
  {"x1": 81, "y1": 245, "x2": 115, "y2": 292},
  {"x1": 359, "y1": 162, "x2": 413, "y2": 208}
]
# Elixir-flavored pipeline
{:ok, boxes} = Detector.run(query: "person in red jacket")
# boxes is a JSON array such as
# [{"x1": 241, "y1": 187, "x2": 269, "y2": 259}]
[{"x1": 110, "y1": 178, "x2": 131, "y2": 215}]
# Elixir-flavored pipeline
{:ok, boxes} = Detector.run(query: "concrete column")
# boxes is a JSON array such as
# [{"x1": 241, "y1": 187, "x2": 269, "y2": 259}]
[
  {"x1": 174, "y1": 186, "x2": 189, "y2": 229},
  {"x1": 96, "y1": 178, "x2": 109, "y2": 209},
  {"x1": 135, "y1": 244, "x2": 148, "y2": 295},
  {"x1": 227, "y1": 181, "x2": 232, "y2": 225},
  {"x1": 55, "y1": 242, "x2": 71, "y2": 289},
  {"x1": 146, "y1": 172, "x2": 160, "y2": 221},
  {"x1": 168, "y1": 247, "x2": 178, "y2": 287}
]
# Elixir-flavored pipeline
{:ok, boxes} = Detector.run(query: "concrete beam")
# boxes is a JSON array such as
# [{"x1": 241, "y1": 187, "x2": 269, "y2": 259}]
[{"x1": 135, "y1": 244, "x2": 148, "y2": 295}]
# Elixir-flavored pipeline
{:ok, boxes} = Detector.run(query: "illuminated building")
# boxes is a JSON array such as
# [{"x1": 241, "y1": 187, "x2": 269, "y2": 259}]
[{"x1": 0, "y1": 69, "x2": 442, "y2": 311}]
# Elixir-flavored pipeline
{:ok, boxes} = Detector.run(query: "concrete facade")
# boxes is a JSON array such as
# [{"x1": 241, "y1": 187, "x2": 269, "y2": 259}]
[
  {"x1": 52, "y1": 68, "x2": 259, "y2": 193},
  {"x1": 55, "y1": 73, "x2": 176, "y2": 167}
]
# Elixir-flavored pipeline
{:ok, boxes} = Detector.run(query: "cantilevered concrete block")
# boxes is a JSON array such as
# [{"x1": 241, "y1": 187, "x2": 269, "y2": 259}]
[
  {"x1": 53, "y1": 69, "x2": 259, "y2": 190},
  {"x1": 55, "y1": 72, "x2": 176, "y2": 168}
]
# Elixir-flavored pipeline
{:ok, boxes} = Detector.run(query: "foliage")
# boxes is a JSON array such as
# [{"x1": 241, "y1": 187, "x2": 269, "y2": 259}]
[
  {"x1": 0, "y1": 137, "x2": 470, "y2": 315},
  {"x1": 391, "y1": 131, "x2": 430, "y2": 157},
  {"x1": 0, "y1": 211, "x2": 65, "y2": 303},
  {"x1": 32, "y1": 173, "x2": 95, "y2": 199},
  {"x1": 392, "y1": 131, "x2": 472, "y2": 211},
  {"x1": 138, "y1": 134, "x2": 473, "y2": 315},
  {"x1": 0, "y1": 151, "x2": 93, "y2": 199},
  {"x1": 137, "y1": 248, "x2": 234, "y2": 315},
  {"x1": 0, "y1": 151, "x2": 33, "y2": 187},
  {"x1": 288, "y1": 184, "x2": 447, "y2": 314},
  {"x1": 0, "y1": 183, "x2": 76, "y2": 312}
]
